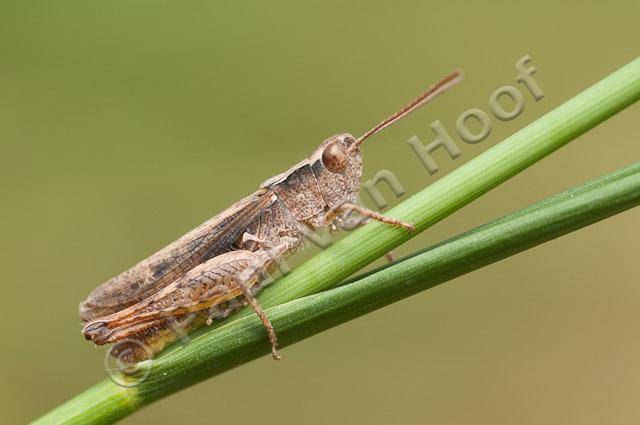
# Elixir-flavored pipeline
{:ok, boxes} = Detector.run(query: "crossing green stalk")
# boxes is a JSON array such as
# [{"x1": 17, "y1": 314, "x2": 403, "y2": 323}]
[{"x1": 31, "y1": 58, "x2": 640, "y2": 425}]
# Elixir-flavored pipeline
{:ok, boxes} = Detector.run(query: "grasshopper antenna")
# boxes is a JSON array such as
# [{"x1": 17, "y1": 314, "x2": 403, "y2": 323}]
[{"x1": 353, "y1": 69, "x2": 464, "y2": 149}]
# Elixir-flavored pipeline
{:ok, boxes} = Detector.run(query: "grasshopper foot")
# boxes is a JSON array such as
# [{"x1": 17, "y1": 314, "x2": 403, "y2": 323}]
[{"x1": 400, "y1": 221, "x2": 415, "y2": 231}]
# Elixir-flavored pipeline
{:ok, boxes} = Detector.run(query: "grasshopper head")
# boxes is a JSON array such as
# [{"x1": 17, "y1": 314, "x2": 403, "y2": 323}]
[
  {"x1": 318, "y1": 133, "x2": 359, "y2": 174},
  {"x1": 309, "y1": 133, "x2": 363, "y2": 207},
  {"x1": 314, "y1": 70, "x2": 463, "y2": 208}
]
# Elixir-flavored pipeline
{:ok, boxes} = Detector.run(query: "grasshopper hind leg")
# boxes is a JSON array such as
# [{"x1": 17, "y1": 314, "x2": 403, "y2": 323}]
[
  {"x1": 83, "y1": 250, "x2": 284, "y2": 360},
  {"x1": 234, "y1": 236, "x2": 301, "y2": 360},
  {"x1": 181, "y1": 249, "x2": 284, "y2": 360},
  {"x1": 206, "y1": 267, "x2": 281, "y2": 359}
]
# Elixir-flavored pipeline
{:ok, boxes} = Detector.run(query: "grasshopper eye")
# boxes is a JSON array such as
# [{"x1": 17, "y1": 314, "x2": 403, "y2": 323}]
[{"x1": 322, "y1": 141, "x2": 348, "y2": 173}]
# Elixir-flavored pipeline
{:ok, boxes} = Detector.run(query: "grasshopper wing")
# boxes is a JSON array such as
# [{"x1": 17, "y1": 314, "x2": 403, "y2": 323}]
[{"x1": 80, "y1": 189, "x2": 275, "y2": 321}]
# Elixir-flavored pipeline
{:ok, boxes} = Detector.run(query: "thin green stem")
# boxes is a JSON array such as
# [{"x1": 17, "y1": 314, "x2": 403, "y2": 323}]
[
  {"x1": 34, "y1": 160, "x2": 640, "y2": 425},
  {"x1": 139, "y1": 161, "x2": 640, "y2": 402},
  {"x1": 31, "y1": 58, "x2": 640, "y2": 425}
]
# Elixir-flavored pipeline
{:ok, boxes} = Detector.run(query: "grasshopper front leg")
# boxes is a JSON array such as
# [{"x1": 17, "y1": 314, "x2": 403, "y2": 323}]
[
  {"x1": 83, "y1": 250, "x2": 284, "y2": 360},
  {"x1": 320, "y1": 202, "x2": 411, "y2": 262},
  {"x1": 321, "y1": 201, "x2": 415, "y2": 231}
]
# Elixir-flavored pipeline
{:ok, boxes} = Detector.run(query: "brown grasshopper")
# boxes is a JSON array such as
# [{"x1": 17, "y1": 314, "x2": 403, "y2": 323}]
[{"x1": 81, "y1": 70, "x2": 463, "y2": 361}]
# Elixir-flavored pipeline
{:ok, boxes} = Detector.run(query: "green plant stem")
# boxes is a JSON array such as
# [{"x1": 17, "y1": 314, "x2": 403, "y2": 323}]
[
  {"x1": 34, "y1": 160, "x2": 640, "y2": 425},
  {"x1": 31, "y1": 58, "x2": 640, "y2": 424}
]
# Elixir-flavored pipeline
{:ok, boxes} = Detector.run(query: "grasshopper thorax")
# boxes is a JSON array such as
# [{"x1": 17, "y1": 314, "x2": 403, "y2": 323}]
[{"x1": 259, "y1": 133, "x2": 362, "y2": 225}]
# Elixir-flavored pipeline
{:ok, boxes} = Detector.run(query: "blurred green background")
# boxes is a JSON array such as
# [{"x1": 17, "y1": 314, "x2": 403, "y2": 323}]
[{"x1": 1, "y1": 1, "x2": 639, "y2": 424}]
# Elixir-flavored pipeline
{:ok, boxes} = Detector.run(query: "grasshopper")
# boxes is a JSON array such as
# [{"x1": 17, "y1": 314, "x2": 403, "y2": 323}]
[{"x1": 81, "y1": 70, "x2": 463, "y2": 361}]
